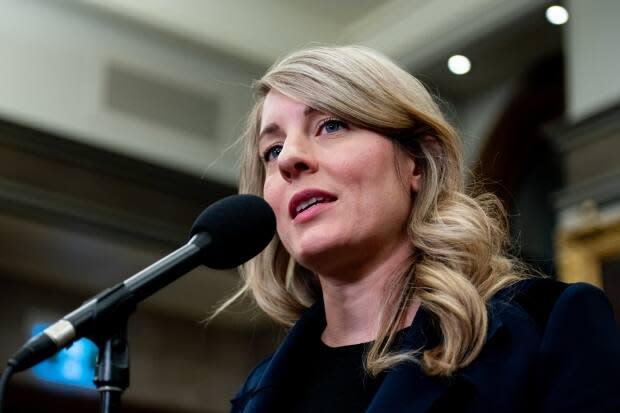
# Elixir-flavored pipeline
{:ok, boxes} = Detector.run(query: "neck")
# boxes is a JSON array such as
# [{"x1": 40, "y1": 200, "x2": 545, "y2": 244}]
[{"x1": 318, "y1": 240, "x2": 419, "y2": 347}]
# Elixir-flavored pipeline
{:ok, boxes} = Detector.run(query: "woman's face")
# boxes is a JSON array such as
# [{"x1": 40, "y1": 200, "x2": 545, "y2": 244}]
[{"x1": 259, "y1": 91, "x2": 421, "y2": 275}]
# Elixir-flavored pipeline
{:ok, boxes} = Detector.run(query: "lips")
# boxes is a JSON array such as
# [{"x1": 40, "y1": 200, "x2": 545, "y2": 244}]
[{"x1": 289, "y1": 189, "x2": 337, "y2": 219}]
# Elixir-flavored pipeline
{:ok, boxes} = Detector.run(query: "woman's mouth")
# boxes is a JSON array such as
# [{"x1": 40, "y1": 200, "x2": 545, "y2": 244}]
[{"x1": 289, "y1": 189, "x2": 337, "y2": 219}]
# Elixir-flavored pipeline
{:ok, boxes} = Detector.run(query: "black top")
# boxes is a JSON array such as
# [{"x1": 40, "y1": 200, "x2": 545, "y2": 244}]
[{"x1": 289, "y1": 331, "x2": 408, "y2": 412}]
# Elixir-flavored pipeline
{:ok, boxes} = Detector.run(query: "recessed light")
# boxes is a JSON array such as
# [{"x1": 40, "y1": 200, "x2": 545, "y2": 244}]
[
  {"x1": 546, "y1": 5, "x2": 569, "y2": 25},
  {"x1": 447, "y1": 55, "x2": 471, "y2": 75}
]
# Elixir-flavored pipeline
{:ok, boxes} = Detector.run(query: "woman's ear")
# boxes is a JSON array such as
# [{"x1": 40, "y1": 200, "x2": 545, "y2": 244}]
[
  {"x1": 396, "y1": 145, "x2": 422, "y2": 194},
  {"x1": 410, "y1": 135, "x2": 441, "y2": 193},
  {"x1": 411, "y1": 161, "x2": 422, "y2": 193}
]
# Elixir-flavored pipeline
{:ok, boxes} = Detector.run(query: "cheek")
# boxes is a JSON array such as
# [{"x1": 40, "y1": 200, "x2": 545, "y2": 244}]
[
  {"x1": 334, "y1": 148, "x2": 376, "y2": 183},
  {"x1": 356, "y1": 152, "x2": 411, "y2": 212},
  {"x1": 349, "y1": 149, "x2": 393, "y2": 189},
  {"x1": 263, "y1": 177, "x2": 285, "y2": 216},
  {"x1": 263, "y1": 178, "x2": 294, "y2": 248}
]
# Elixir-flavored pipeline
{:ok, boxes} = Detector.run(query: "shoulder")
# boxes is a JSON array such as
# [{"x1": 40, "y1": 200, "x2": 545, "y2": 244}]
[
  {"x1": 230, "y1": 353, "x2": 274, "y2": 408},
  {"x1": 495, "y1": 278, "x2": 617, "y2": 335},
  {"x1": 513, "y1": 278, "x2": 620, "y2": 358},
  {"x1": 230, "y1": 301, "x2": 325, "y2": 411},
  {"x1": 491, "y1": 278, "x2": 620, "y2": 411}
]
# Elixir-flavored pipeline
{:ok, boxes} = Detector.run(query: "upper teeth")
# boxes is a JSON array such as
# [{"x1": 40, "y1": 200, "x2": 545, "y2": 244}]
[{"x1": 296, "y1": 197, "x2": 324, "y2": 214}]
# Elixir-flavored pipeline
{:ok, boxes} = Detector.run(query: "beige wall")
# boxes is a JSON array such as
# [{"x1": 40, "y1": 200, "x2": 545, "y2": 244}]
[{"x1": 566, "y1": 0, "x2": 620, "y2": 121}]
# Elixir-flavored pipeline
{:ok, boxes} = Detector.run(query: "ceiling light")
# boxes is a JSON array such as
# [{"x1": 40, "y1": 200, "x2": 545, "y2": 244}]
[
  {"x1": 546, "y1": 5, "x2": 569, "y2": 25},
  {"x1": 447, "y1": 55, "x2": 471, "y2": 75}
]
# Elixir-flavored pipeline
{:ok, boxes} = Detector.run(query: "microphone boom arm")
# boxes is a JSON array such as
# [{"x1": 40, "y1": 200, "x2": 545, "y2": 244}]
[{"x1": 10, "y1": 233, "x2": 211, "y2": 373}]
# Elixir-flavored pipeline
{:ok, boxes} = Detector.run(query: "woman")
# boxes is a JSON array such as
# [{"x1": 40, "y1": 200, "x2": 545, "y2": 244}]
[{"x1": 222, "y1": 45, "x2": 620, "y2": 412}]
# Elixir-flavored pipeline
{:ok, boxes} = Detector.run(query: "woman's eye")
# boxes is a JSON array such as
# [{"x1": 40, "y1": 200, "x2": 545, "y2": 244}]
[
  {"x1": 319, "y1": 119, "x2": 348, "y2": 135},
  {"x1": 262, "y1": 144, "x2": 282, "y2": 162}
]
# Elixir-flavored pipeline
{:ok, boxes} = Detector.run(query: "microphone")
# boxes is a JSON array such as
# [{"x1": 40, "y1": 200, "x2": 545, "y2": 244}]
[{"x1": 7, "y1": 194, "x2": 275, "y2": 373}]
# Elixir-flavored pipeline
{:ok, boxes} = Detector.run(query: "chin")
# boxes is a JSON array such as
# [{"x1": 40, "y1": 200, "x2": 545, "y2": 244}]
[
  {"x1": 292, "y1": 243, "x2": 330, "y2": 267},
  {"x1": 289, "y1": 234, "x2": 349, "y2": 272}
]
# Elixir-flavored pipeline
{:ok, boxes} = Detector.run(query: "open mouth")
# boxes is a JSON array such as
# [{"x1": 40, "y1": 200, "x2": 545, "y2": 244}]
[{"x1": 289, "y1": 190, "x2": 337, "y2": 219}]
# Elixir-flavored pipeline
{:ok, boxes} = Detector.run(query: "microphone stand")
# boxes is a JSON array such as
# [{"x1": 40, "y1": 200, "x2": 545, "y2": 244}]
[{"x1": 91, "y1": 311, "x2": 133, "y2": 413}]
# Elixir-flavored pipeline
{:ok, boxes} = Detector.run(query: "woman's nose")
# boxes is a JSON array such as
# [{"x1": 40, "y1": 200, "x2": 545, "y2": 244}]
[{"x1": 277, "y1": 135, "x2": 317, "y2": 181}]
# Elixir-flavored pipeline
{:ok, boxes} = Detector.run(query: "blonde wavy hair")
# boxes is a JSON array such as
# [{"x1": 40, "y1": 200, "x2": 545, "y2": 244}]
[{"x1": 219, "y1": 45, "x2": 525, "y2": 377}]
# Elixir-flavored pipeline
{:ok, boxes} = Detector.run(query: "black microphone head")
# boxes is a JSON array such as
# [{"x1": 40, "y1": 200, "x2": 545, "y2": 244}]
[{"x1": 190, "y1": 194, "x2": 276, "y2": 269}]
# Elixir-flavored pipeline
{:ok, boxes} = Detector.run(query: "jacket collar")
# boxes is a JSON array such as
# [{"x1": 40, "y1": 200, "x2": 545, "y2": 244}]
[
  {"x1": 241, "y1": 302, "x2": 326, "y2": 411},
  {"x1": 367, "y1": 302, "x2": 505, "y2": 412},
  {"x1": 256, "y1": 301, "x2": 326, "y2": 390},
  {"x1": 244, "y1": 297, "x2": 506, "y2": 412}
]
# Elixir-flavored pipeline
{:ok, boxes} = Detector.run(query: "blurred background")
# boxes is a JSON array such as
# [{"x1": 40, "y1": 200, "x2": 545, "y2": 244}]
[{"x1": 0, "y1": 0, "x2": 619, "y2": 412}]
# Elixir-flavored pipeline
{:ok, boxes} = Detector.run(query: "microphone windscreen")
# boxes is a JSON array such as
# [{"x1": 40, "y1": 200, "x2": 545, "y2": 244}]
[{"x1": 190, "y1": 194, "x2": 276, "y2": 269}]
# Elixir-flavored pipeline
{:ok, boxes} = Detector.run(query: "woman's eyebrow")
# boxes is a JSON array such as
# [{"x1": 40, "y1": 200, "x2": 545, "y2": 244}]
[
  {"x1": 258, "y1": 106, "x2": 319, "y2": 142},
  {"x1": 258, "y1": 123, "x2": 279, "y2": 142},
  {"x1": 304, "y1": 106, "x2": 317, "y2": 116}
]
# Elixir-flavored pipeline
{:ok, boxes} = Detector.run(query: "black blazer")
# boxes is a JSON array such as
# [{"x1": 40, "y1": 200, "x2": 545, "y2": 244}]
[{"x1": 231, "y1": 279, "x2": 620, "y2": 412}]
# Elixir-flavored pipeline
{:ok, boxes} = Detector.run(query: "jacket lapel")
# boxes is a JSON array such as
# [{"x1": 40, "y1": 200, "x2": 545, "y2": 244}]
[
  {"x1": 366, "y1": 307, "x2": 452, "y2": 412},
  {"x1": 242, "y1": 302, "x2": 325, "y2": 412},
  {"x1": 367, "y1": 303, "x2": 505, "y2": 413}
]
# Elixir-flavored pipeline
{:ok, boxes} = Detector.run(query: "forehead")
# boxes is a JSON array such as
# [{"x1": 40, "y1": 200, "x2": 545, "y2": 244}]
[{"x1": 260, "y1": 91, "x2": 316, "y2": 126}]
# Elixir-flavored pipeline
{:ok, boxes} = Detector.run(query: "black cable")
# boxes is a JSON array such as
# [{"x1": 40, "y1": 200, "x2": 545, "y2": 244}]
[{"x1": 0, "y1": 362, "x2": 15, "y2": 413}]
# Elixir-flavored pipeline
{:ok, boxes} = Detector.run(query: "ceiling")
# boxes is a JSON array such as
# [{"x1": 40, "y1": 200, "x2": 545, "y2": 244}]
[
  {"x1": 75, "y1": 0, "x2": 558, "y2": 91},
  {"x1": 420, "y1": 3, "x2": 562, "y2": 102}
]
